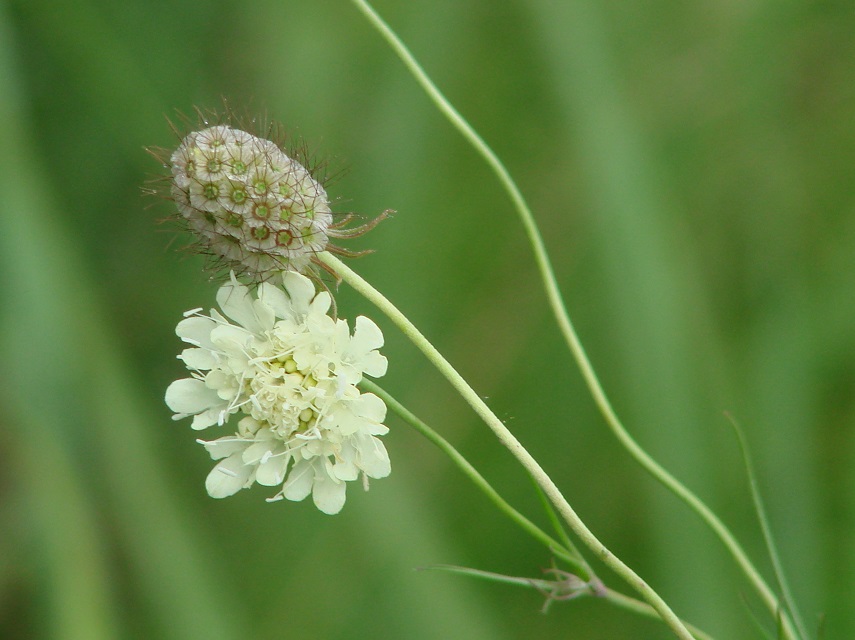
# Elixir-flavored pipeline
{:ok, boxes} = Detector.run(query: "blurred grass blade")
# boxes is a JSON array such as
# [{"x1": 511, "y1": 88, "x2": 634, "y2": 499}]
[
  {"x1": 7, "y1": 406, "x2": 121, "y2": 640},
  {"x1": 0, "y1": 6, "x2": 244, "y2": 639},
  {"x1": 727, "y1": 414, "x2": 809, "y2": 640}
]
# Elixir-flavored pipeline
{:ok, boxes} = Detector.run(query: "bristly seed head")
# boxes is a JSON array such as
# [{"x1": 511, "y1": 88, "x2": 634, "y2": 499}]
[
  {"x1": 149, "y1": 113, "x2": 393, "y2": 282},
  {"x1": 170, "y1": 125, "x2": 332, "y2": 277}
]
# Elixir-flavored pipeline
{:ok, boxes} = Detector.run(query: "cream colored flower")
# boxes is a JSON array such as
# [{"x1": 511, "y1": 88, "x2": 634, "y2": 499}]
[{"x1": 166, "y1": 271, "x2": 390, "y2": 514}]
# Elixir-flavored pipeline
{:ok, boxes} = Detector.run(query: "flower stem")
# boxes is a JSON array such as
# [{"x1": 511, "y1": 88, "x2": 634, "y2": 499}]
[
  {"x1": 321, "y1": 251, "x2": 695, "y2": 640},
  {"x1": 360, "y1": 378, "x2": 590, "y2": 576},
  {"x1": 346, "y1": 2, "x2": 796, "y2": 638}
]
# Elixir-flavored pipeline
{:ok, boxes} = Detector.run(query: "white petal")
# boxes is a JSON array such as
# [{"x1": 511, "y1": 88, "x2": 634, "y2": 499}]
[
  {"x1": 281, "y1": 271, "x2": 316, "y2": 316},
  {"x1": 282, "y1": 459, "x2": 314, "y2": 501},
  {"x1": 348, "y1": 317, "x2": 387, "y2": 377},
  {"x1": 252, "y1": 296, "x2": 276, "y2": 332},
  {"x1": 165, "y1": 378, "x2": 221, "y2": 414},
  {"x1": 308, "y1": 291, "x2": 332, "y2": 317},
  {"x1": 364, "y1": 421, "x2": 389, "y2": 437},
  {"x1": 258, "y1": 281, "x2": 295, "y2": 320},
  {"x1": 256, "y1": 454, "x2": 290, "y2": 486},
  {"x1": 176, "y1": 316, "x2": 217, "y2": 349},
  {"x1": 209, "y1": 324, "x2": 252, "y2": 354},
  {"x1": 216, "y1": 276, "x2": 262, "y2": 333},
  {"x1": 354, "y1": 392, "x2": 387, "y2": 423},
  {"x1": 352, "y1": 316, "x2": 384, "y2": 352},
  {"x1": 190, "y1": 406, "x2": 226, "y2": 430},
  {"x1": 356, "y1": 435, "x2": 391, "y2": 478},
  {"x1": 205, "y1": 452, "x2": 253, "y2": 498},
  {"x1": 312, "y1": 471, "x2": 347, "y2": 515},
  {"x1": 201, "y1": 436, "x2": 249, "y2": 460},
  {"x1": 241, "y1": 439, "x2": 276, "y2": 465},
  {"x1": 179, "y1": 347, "x2": 217, "y2": 370},
  {"x1": 332, "y1": 454, "x2": 359, "y2": 482},
  {"x1": 329, "y1": 404, "x2": 364, "y2": 437},
  {"x1": 360, "y1": 352, "x2": 387, "y2": 379},
  {"x1": 204, "y1": 370, "x2": 239, "y2": 400}
]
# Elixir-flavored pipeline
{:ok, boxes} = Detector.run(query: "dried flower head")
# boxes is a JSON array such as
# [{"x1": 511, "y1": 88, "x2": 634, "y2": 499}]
[{"x1": 148, "y1": 112, "x2": 389, "y2": 280}]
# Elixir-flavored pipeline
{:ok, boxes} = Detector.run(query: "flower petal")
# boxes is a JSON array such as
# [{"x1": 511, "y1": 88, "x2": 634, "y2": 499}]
[
  {"x1": 352, "y1": 316, "x2": 384, "y2": 351},
  {"x1": 191, "y1": 406, "x2": 227, "y2": 430},
  {"x1": 209, "y1": 324, "x2": 252, "y2": 357},
  {"x1": 165, "y1": 378, "x2": 221, "y2": 414},
  {"x1": 282, "y1": 459, "x2": 313, "y2": 502},
  {"x1": 281, "y1": 271, "x2": 316, "y2": 317},
  {"x1": 179, "y1": 347, "x2": 217, "y2": 370},
  {"x1": 308, "y1": 291, "x2": 332, "y2": 318},
  {"x1": 360, "y1": 352, "x2": 388, "y2": 379},
  {"x1": 200, "y1": 436, "x2": 249, "y2": 460},
  {"x1": 176, "y1": 316, "x2": 217, "y2": 349},
  {"x1": 205, "y1": 452, "x2": 253, "y2": 498},
  {"x1": 242, "y1": 437, "x2": 276, "y2": 465},
  {"x1": 355, "y1": 434, "x2": 391, "y2": 478},
  {"x1": 332, "y1": 446, "x2": 359, "y2": 481},
  {"x1": 353, "y1": 392, "x2": 387, "y2": 424},
  {"x1": 256, "y1": 454, "x2": 290, "y2": 486},
  {"x1": 312, "y1": 471, "x2": 347, "y2": 515},
  {"x1": 216, "y1": 275, "x2": 263, "y2": 333},
  {"x1": 258, "y1": 281, "x2": 295, "y2": 320}
]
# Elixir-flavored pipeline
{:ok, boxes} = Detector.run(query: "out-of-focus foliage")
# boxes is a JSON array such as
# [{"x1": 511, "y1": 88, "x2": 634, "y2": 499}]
[{"x1": 1, "y1": 0, "x2": 853, "y2": 638}]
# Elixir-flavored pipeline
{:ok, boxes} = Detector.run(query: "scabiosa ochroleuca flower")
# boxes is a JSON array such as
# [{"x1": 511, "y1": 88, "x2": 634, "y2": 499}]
[{"x1": 165, "y1": 270, "x2": 390, "y2": 514}]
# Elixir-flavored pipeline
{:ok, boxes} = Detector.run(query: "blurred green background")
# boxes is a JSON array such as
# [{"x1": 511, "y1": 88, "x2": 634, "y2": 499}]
[{"x1": 1, "y1": 0, "x2": 853, "y2": 638}]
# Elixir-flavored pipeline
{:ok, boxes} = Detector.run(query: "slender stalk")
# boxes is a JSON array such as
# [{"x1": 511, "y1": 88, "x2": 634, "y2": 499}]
[
  {"x1": 346, "y1": 2, "x2": 796, "y2": 638},
  {"x1": 321, "y1": 252, "x2": 695, "y2": 640},
  {"x1": 530, "y1": 479, "x2": 586, "y2": 564},
  {"x1": 425, "y1": 567, "x2": 714, "y2": 640},
  {"x1": 361, "y1": 378, "x2": 589, "y2": 575}
]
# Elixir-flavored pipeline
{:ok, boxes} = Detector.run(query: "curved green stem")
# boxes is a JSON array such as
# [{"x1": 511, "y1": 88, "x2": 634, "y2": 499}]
[
  {"x1": 360, "y1": 378, "x2": 590, "y2": 576},
  {"x1": 530, "y1": 479, "x2": 584, "y2": 562},
  {"x1": 346, "y1": 2, "x2": 796, "y2": 638},
  {"x1": 321, "y1": 251, "x2": 694, "y2": 640}
]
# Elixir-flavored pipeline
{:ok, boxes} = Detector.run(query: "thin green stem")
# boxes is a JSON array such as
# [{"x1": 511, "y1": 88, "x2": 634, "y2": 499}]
[
  {"x1": 424, "y1": 566, "x2": 714, "y2": 640},
  {"x1": 321, "y1": 251, "x2": 694, "y2": 640},
  {"x1": 346, "y1": 2, "x2": 796, "y2": 638},
  {"x1": 361, "y1": 378, "x2": 587, "y2": 574},
  {"x1": 531, "y1": 478, "x2": 583, "y2": 561}
]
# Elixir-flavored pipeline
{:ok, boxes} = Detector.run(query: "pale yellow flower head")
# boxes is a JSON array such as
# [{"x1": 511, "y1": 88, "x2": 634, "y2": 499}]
[{"x1": 166, "y1": 271, "x2": 390, "y2": 514}]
